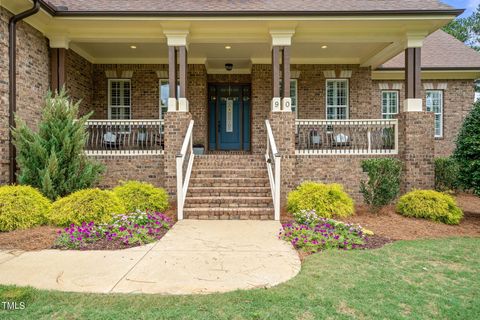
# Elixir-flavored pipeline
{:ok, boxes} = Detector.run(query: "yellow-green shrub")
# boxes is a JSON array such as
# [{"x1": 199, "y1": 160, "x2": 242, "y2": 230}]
[
  {"x1": 48, "y1": 188, "x2": 125, "y2": 226},
  {"x1": 396, "y1": 190, "x2": 463, "y2": 225},
  {"x1": 287, "y1": 181, "x2": 355, "y2": 218},
  {"x1": 113, "y1": 181, "x2": 169, "y2": 213},
  {"x1": 0, "y1": 185, "x2": 51, "y2": 231}
]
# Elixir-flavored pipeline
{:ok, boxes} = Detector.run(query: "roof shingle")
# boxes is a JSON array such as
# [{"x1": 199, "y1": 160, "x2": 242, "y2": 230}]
[
  {"x1": 381, "y1": 30, "x2": 480, "y2": 69},
  {"x1": 45, "y1": 0, "x2": 456, "y2": 13}
]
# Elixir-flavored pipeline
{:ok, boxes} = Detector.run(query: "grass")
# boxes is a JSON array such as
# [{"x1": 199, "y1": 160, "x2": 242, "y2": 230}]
[{"x1": 1, "y1": 237, "x2": 479, "y2": 319}]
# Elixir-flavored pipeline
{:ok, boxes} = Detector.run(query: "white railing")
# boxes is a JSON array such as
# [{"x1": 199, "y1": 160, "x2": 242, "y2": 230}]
[
  {"x1": 85, "y1": 119, "x2": 164, "y2": 155},
  {"x1": 265, "y1": 120, "x2": 281, "y2": 221},
  {"x1": 295, "y1": 119, "x2": 398, "y2": 155},
  {"x1": 176, "y1": 120, "x2": 195, "y2": 220}
]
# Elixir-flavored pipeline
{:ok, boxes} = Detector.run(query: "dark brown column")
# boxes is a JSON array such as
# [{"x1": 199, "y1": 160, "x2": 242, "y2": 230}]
[
  {"x1": 50, "y1": 48, "x2": 66, "y2": 92},
  {"x1": 282, "y1": 46, "x2": 290, "y2": 98},
  {"x1": 178, "y1": 46, "x2": 187, "y2": 98},
  {"x1": 405, "y1": 47, "x2": 421, "y2": 99},
  {"x1": 168, "y1": 46, "x2": 177, "y2": 99},
  {"x1": 272, "y1": 46, "x2": 280, "y2": 98}
]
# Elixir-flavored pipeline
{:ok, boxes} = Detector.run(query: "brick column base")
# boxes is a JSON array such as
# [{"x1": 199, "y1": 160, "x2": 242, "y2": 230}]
[
  {"x1": 397, "y1": 111, "x2": 435, "y2": 193},
  {"x1": 164, "y1": 112, "x2": 192, "y2": 195},
  {"x1": 267, "y1": 112, "x2": 296, "y2": 205}
]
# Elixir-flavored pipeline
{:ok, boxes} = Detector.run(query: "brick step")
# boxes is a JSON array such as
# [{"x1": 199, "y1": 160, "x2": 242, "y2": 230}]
[
  {"x1": 191, "y1": 169, "x2": 268, "y2": 179},
  {"x1": 184, "y1": 207, "x2": 274, "y2": 220},
  {"x1": 189, "y1": 177, "x2": 270, "y2": 187},
  {"x1": 184, "y1": 196, "x2": 273, "y2": 208},
  {"x1": 187, "y1": 186, "x2": 271, "y2": 197}
]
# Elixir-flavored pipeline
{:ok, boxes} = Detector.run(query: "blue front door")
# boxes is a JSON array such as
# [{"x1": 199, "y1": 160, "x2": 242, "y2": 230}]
[{"x1": 209, "y1": 85, "x2": 251, "y2": 151}]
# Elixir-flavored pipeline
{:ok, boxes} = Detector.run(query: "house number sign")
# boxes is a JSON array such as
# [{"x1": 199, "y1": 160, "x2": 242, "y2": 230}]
[{"x1": 226, "y1": 99, "x2": 233, "y2": 132}]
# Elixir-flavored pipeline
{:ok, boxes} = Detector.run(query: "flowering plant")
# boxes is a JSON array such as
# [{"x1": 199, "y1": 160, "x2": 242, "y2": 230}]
[
  {"x1": 55, "y1": 210, "x2": 173, "y2": 249},
  {"x1": 292, "y1": 209, "x2": 320, "y2": 225},
  {"x1": 279, "y1": 218, "x2": 369, "y2": 253}
]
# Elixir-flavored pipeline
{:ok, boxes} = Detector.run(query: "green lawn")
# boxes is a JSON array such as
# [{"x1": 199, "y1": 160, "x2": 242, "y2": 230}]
[{"x1": 1, "y1": 237, "x2": 479, "y2": 320}]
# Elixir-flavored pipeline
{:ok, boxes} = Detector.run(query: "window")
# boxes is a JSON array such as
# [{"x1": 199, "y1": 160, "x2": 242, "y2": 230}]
[
  {"x1": 381, "y1": 91, "x2": 399, "y2": 119},
  {"x1": 159, "y1": 79, "x2": 169, "y2": 121},
  {"x1": 279, "y1": 79, "x2": 298, "y2": 117},
  {"x1": 426, "y1": 90, "x2": 443, "y2": 138},
  {"x1": 326, "y1": 79, "x2": 349, "y2": 119},
  {"x1": 159, "y1": 79, "x2": 180, "y2": 121},
  {"x1": 108, "y1": 79, "x2": 131, "y2": 120}
]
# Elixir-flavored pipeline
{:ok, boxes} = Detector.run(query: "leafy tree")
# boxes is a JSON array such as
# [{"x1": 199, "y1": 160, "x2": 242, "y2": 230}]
[
  {"x1": 454, "y1": 100, "x2": 480, "y2": 195},
  {"x1": 443, "y1": 4, "x2": 480, "y2": 52},
  {"x1": 12, "y1": 89, "x2": 104, "y2": 200}
]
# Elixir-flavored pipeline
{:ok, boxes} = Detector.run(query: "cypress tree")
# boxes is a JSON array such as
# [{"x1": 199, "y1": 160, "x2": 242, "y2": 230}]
[{"x1": 12, "y1": 89, "x2": 104, "y2": 200}]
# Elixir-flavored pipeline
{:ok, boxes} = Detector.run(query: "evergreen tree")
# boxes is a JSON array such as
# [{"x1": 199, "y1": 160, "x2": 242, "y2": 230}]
[
  {"x1": 443, "y1": 4, "x2": 480, "y2": 52},
  {"x1": 454, "y1": 100, "x2": 480, "y2": 195},
  {"x1": 12, "y1": 89, "x2": 104, "y2": 200}
]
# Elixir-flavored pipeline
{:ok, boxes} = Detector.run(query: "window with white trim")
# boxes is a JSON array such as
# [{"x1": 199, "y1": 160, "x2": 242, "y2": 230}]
[
  {"x1": 426, "y1": 90, "x2": 443, "y2": 138},
  {"x1": 108, "y1": 79, "x2": 131, "y2": 120},
  {"x1": 159, "y1": 79, "x2": 169, "y2": 121},
  {"x1": 381, "y1": 90, "x2": 399, "y2": 119},
  {"x1": 279, "y1": 79, "x2": 298, "y2": 117},
  {"x1": 326, "y1": 79, "x2": 349, "y2": 119}
]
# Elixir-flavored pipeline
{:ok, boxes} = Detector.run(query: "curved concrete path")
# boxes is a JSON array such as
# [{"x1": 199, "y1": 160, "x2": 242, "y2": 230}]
[{"x1": 0, "y1": 220, "x2": 301, "y2": 295}]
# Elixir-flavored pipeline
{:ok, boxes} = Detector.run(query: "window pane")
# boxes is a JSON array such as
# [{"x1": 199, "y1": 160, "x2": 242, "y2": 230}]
[{"x1": 426, "y1": 90, "x2": 443, "y2": 137}]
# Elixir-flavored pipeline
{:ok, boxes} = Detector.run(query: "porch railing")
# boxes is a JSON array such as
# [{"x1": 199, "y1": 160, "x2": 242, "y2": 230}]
[
  {"x1": 265, "y1": 120, "x2": 281, "y2": 221},
  {"x1": 85, "y1": 119, "x2": 164, "y2": 155},
  {"x1": 295, "y1": 119, "x2": 398, "y2": 155},
  {"x1": 176, "y1": 120, "x2": 195, "y2": 220}
]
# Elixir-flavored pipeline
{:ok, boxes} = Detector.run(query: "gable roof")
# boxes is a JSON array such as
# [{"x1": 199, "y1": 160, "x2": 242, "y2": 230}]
[
  {"x1": 43, "y1": 0, "x2": 459, "y2": 15},
  {"x1": 381, "y1": 30, "x2": 480, "y2": 70}
]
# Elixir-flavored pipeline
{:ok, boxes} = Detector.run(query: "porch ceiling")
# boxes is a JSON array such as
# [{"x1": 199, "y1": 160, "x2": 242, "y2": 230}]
[{"x1": 70, "y1": 41, "x2": 390, "y2": 70}]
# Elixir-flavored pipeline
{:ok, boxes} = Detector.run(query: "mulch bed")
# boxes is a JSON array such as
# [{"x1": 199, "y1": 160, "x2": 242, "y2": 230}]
[
  {"x1": 0, "y1": 226, "x2": 60, "y2": 251},
  {"x1": 0, "y1": 208, "x2": 177, "y2": 252}
]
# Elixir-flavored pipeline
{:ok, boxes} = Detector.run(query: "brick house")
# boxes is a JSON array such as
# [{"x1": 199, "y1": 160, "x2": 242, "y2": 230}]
[{"x1": 1, "y1": 0, "x2": 480, "y2": 220}]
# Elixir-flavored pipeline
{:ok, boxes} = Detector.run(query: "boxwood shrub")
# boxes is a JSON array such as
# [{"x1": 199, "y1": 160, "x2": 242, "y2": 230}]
[
  {"x1": 0, "y1": 185, "x2": 51, "y2": 231},
  {"x1": 435, "y1": 157, "x2": 460, "y2": 192},
  {"x1": 287, "y1": 181, "x2": 354, "y2": 218},
  {"x1": 113, "y1": 181, "x2": 169, "y2": 213},
  {"x1": 396, "y1": 190, "x2": 463, "y2": 225},
  {"x1": 360, "y1": 158, "x2": 402, "y2": 210},
  {"x1": 48, "y1": 188, "x2": 126, "y2": 227}
]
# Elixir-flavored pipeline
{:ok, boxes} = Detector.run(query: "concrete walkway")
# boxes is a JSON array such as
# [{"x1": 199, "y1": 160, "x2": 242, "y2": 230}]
[{"x1": 0, "y1": 220, "x2": 301, "y2": 294}]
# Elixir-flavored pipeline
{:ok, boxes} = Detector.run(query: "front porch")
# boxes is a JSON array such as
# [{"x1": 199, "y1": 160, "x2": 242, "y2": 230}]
[{"x1": 45, "y1": 16, "x2": 444, "y2": 220}]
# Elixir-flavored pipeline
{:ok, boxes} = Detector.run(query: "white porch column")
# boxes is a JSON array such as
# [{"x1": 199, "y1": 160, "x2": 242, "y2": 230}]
[
  {"x1": 164, "y1": 30, "x2": 189, "y2": 112},
  {"x1": 270, "y1": 30, "x2": 294, "y2": 112}
]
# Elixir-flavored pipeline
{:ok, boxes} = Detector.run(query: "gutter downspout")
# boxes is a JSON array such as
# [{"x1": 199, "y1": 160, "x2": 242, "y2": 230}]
[{"x1": 8, "y1": 0, "x2": 41, "y2": 184}]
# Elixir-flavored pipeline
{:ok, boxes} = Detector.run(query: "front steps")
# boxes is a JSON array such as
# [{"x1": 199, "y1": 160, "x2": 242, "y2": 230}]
[{"x1": 184, "y1": 154, "x2": 274, "y2": 220}]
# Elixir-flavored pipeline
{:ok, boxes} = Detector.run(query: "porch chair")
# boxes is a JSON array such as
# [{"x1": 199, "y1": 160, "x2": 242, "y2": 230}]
[
  {"x1": 102, "y1": 131, "x2": 121, "y2": 149},
  {"x1": 331, "y1": 133, "x2": 351, "y2": 147}
]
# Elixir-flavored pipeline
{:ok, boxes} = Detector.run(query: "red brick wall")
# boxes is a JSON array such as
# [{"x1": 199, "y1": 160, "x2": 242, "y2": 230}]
[
  {"x1": 0, "y1": 7, "x2": 50, "y2": 184},
  {"x1": 90, "y1": 155, "x2": 165, "y2": 189},
  {"x1": 66, "y1": 50, "x2": 93, "y2": 114}
]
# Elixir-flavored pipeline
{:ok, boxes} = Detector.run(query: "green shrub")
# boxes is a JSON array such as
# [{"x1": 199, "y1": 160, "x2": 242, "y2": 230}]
[
  {"x1": 287, "y1": 181, "x2": 354, "y2": 218},
  {"x1": 360, "y1": 158, "x2": 402, "y2": 210},
  {"x1": 0, "y1": 185, "x2": 51, "y2": 231},
  {"x1": 113, "y1": 181, "x2": 169, "y2": 213},
  {"x1": 454, "y1": 100, "x2": 480, "y2": 195},
  {"x1": 435, "y1": 157, "x2": 460, "y2": 192},
  {"x1": 396, "y1": 190, "x2": 463, "y2": 225},
  {"x1": 48, "y1": 189, "x2": 125, "y2": 227},
  {"x1": 12, "y1": 89, "x2": 104, "y2": 200}
]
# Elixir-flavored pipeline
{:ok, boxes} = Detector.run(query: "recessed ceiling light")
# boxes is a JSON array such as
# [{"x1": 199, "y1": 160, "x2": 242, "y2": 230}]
[
  {"x1": 130, "y1": 45, "x2": 137, "y2": 49},
  {"x1": 225, "y1": 45, "x2": 231, "y2": 50},
  {"x1": 321, "y1": 45, "x2": 328, "y2": 49}
]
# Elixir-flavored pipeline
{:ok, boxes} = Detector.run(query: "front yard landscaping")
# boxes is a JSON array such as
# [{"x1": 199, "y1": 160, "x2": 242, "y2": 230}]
[{"x1": 1, "y1": 237, "x2": 478, "y2": 319}]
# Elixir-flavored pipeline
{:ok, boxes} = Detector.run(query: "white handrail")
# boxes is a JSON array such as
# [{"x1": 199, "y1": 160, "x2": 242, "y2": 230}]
[
  {"x1": 176, "y1": 120, "x2": 195, "y2": 220},
  {"x1": 265, "y1": 120, "x2": 281, "y2": 221}
]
